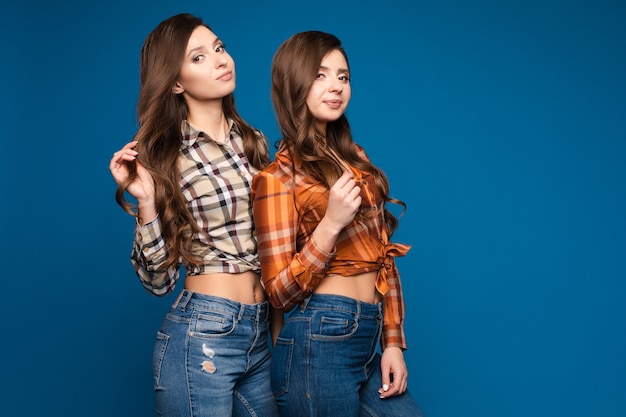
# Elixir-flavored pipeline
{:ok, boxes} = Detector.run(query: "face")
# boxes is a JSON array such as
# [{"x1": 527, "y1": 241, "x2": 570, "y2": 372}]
[
  {"x1": 306, "y1": 49, "x2": 351, "y2": 132},
  {"x1": 173, "y1": 26, "x2": 236, "y2": 102}
]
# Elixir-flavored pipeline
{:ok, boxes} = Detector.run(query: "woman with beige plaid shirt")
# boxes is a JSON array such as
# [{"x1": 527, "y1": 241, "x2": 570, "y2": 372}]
[{"x1": 109, "y1": 13, "x2": 278, "y2": 417}]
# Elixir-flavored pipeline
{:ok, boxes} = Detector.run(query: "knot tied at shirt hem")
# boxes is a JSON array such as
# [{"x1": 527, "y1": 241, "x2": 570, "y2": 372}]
[{"x1": 375, "y1": 242, "x2": 410, "y2": 295}]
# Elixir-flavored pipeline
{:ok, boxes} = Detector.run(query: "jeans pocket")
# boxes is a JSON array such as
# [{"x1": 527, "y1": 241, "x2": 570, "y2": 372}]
[
  {"x1": 152, "y1": 331, "x2": 169, "y2": 389},
  {"x1": 190, "y1": 311, "x2": 236, "y2": 339},
  {"x1": 271, "y1": 337, "x2": 294, "y2": 397},
  {"x1": 312, "y1": 311, "x2": 358, "y2": 340}
]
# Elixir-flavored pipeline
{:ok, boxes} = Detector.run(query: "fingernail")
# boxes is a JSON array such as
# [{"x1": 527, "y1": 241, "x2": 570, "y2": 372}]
[{"x1": 383, "y1": 384, "x2": 389, "y2": 391}]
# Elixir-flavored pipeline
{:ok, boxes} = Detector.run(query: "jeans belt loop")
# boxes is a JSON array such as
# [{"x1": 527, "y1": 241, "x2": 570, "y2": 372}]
[
  {"x1": 300, "y1": 294, "x2": 313, "y2": 312},
  {"x1": 177, "y1": 289, "x2": 193, "y2": 311}
]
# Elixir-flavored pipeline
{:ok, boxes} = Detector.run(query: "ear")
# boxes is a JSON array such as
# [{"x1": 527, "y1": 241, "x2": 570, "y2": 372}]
[{"x1": 172, "y1": 81, "x2": 184, "y2": 94}]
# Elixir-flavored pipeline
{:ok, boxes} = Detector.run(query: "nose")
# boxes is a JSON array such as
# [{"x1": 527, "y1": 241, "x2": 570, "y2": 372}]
[
  {"x1": 215, "y1": 54, "x2": 228, "y2": 68},
  {"x1": 329, "y1": 79, "x2": 343, "y2": 94}
]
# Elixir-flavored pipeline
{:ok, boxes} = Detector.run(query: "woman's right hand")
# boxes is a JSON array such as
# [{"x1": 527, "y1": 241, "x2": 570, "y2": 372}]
[
  {"x1": 324, "y1": 171, "x2": 362, "y2": 232},
  {"x1": 310, "y1": 171, "x2": 362, "y2": 254},
  {"x1": 109, "y1": 141, "x2": 155, "y2": 204}
]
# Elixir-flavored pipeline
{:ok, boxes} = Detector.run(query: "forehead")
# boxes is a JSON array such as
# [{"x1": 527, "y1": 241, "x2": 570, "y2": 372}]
[
  {"x1": 320, "y1": 49, "x2": 348, "y2": 69},
  {"x1": 186, "y1": 25, "x2": 218, "y2": 51}
]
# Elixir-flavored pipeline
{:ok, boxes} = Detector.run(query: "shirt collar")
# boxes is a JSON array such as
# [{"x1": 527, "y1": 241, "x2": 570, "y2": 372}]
[{"x1": 181, "y1": 119, "x2": 237, "y2": 149}]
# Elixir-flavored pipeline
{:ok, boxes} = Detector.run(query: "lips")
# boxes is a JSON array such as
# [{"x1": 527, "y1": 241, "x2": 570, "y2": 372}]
[
  {"x1": 217, "y1": 71, "x2": 233, "y2": 81},
  {"x1": 325, "y1": 100, "x2": 342, "y2": 109}
]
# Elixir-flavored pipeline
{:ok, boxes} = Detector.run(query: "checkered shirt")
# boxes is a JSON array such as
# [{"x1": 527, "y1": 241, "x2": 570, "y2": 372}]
[
  {"x1": 131, "y1": 120, "x2": 265, "y2": 296},
  {"x1": 251, "y1": 143, "x2": 410, "y2": 350}
]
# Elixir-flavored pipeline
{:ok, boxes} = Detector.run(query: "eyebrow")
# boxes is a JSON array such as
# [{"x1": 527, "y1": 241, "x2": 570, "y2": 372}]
[
  {"x1": 319, "y1": 65, "x2": 350, "y2": 73},
  {"x1": 187, "y1": 37, "x2": 223, "y2": 56}
]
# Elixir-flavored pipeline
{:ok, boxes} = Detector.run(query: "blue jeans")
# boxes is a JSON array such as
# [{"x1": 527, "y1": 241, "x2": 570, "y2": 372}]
[
  {"x1": 271, "y1": 294, "x2": 424, "y2": 417},
  {"x1": 152, "y1": 290, "x2": 279, "y2": 417}
]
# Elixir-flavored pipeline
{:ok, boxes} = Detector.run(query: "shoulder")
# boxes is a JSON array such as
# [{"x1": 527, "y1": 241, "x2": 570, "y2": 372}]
[
  {"x1": 252, "y1": 160, "x2": 293, "y2": 201},
  {"x1": 257, "y1": 147, "x2": 295, "y2": 184}
]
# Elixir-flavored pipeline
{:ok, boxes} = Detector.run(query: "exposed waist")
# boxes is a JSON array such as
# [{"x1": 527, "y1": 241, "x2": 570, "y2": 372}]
[
  {"x1": 184, "y1": 271, "x2": 265, "y2": 304},
  {"x1": 314, "y1": 271, "x2": 381, "y2": 304}
]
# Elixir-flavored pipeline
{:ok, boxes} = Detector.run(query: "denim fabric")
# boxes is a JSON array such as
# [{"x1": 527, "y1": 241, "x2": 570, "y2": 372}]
[
  {"x1": 152, "y1": 290, "x2": 279, "y2": 417},
  {"x1": 271, "y1": 294, "x2": 424, "y2": 417}
]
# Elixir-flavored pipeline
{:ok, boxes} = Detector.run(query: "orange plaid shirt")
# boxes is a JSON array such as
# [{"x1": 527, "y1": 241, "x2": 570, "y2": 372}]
[{"x1": 252, "y1": 143, "x2": 410, "y2": 350}]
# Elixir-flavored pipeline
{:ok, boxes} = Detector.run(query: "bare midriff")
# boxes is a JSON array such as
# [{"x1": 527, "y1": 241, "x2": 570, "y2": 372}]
[
  {"x1": 314, "y1": 271, "x2": 381, "y2": 304},
  {"x1": 184, "y1": 271, "x2": 266, "y2": 305}
]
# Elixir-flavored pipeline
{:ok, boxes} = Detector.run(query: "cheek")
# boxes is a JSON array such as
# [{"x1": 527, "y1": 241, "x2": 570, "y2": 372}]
[
  {"x1": 308, "y1": 84, "x2": 325, "y2": 100},
  {"x1": 305, "y1": 89, "x2": 316, "y2": 105},
  {"x1": 305, "y1": 92, "x2": 318, "y2": 112},
  {"x1": 343, "y1": 87, "x2": 352, "y2": 104},
  {"x1": 178, "y1": 68, "x2": 201, "y2": 89}
]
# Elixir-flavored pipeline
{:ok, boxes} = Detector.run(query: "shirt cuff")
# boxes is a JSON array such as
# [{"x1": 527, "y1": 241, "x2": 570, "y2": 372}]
[
  {"x1": 293, "y1": 236, "x2": 335, "y2": 271},
  {"x1": 381, "y1": 323, "x2": 407, "y2": 351},
  {"x1": 134, "y1": 215, "x2": 166, "y2": 258},
  {"x1": 290, "y1": 236, "x2": 335, "y2": 290}
]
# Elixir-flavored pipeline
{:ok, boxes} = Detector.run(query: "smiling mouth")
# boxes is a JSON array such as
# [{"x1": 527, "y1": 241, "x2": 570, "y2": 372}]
[
  {"x1": 217, "y1": 71, "x2": 233, "y2": 81},
  {"x1": 325, "y1": 100, "x2": 342, "y2": 109}
]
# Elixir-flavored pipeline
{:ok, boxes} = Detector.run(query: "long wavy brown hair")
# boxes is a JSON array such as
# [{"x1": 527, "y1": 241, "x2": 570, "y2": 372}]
[
  {"x1": 116, "y1": 13, "x2": 269, "y2": 269},
  {"x1": 271, "y1": 31, "x2": 404, "y2": 235}
]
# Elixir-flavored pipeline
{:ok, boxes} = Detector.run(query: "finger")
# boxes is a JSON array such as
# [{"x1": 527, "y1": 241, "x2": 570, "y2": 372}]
[
  {"x1": 111, "y1": 146, "x2": 138, "y2": 161},
  {"x1": 348, "y1": 184, "x2": 362, "y2": 200},
  {"x1": 333, "y1": 171, "x2": 354, "y2": 189},
  {"x1": 109, "y1": 155, "x2": 125, "y2": 172},
  {"x1": 111, "y1": 141, "x2": 139, "y2": 161},
  {"x1": 109, "y1": 154, "x2": 136, "y2": 183},
  {"x1": 123, "y1": 140, "x2": 139, "y2": 150},
  {"x1": 115, "y1": 153, "x2": 138, "y2": 165},
  {"x1": 390, "y1": 370, "x2": 408, "y2": 396},
  {"x1": 109, "y1": 156, "x2": 134, "y2": 175},
  {"x1": 385, "y1": 382, "x2": 402, "y2": 397},
  {"x1": 333, "y1": 180, "x2": 358, "y2": 203},
  {"x1": 378, "y1": 368, "x2": 392, "y2": 398},
  {"x1": 121, "y1": 150, "x2": 138, "y2": 161}
]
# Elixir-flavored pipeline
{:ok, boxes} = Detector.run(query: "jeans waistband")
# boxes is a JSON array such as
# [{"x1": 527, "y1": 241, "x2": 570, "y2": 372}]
[
  {"x1": 175, "y1": 289, "x2": 270, "y2": 321},
  {"x1": 300, "y1": 293, "x2": 382, "y2": 319}
]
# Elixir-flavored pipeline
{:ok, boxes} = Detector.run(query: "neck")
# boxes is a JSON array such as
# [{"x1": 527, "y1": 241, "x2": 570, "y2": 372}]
[{"x1": 186, "y1": 99, "x2": 229, "y2": 143}]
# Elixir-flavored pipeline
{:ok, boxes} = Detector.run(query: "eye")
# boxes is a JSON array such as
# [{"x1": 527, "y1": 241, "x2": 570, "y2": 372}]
[
  {"x1": 315, "y1": 73, "x2": 325, "y2": 79},
  {"x1": 339, "y1": 74, "x2": 350, "y2": 82},
  {"x1": 192, "y1": 54, "x2": 205, "y2": 63},
  {"x1": 215, "y1": 44, "x2": 226, "y2": 53}
]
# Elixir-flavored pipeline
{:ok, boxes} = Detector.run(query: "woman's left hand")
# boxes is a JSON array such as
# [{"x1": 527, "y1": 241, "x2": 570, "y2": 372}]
[{"x1": 378, "y1": 346, "x2": 408, "y2": 398}]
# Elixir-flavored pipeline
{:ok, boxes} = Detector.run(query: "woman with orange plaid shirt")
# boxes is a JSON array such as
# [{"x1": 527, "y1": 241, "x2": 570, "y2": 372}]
[{"x1": 252, "y1": 31, "x2": 424, "y2": 417}]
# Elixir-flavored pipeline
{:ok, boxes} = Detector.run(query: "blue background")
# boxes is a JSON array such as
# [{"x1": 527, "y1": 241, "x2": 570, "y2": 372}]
[{"x1": 2, "y1": 1, "x2": 625, "y2": 416}]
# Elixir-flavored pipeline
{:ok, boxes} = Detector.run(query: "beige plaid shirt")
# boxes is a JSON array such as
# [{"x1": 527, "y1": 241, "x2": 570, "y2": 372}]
[{"x1": 131, "y1": 120, "x2": 266, "y2": 296}]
